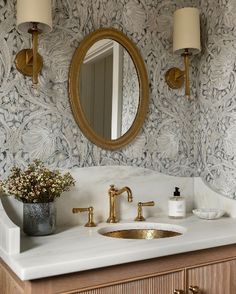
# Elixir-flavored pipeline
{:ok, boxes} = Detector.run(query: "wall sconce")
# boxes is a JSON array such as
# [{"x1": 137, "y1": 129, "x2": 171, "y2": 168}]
[
  {"x1": 15, "y1": 0, "x2": 52, "y2": 88},
  {"x1": 165, "y1": 7, "x2": 201, "y2": 97}
]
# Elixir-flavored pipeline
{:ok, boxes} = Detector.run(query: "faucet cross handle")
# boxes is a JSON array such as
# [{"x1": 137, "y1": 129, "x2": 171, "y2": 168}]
[
  {"x1": 109, "y1": 184, "x2": 118, "y2": 194},
  {"x1": 135, "y1": 201, "x2": 155, "y2": 221},
  {"x1": 72, "y1": 206, "x2": 96, "y2": 227}
]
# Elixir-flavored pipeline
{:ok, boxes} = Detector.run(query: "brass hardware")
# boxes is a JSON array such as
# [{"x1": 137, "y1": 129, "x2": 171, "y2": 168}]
[
  {"x1": 72, "y1": 206, "x2": 96, "y2": 227},
  {"x1": 174, "y1": 290, "x2": 185, "y2": 294},
  {"x1": 165, "y1": 49, "x2": 192, "y2": 97},
  {"x1": 165, "y1": 67, "x2": 184, "y2": 89},
  {"x1": 15, "y1": 23, "x2": 43, "y2": 87},
  {"x1": 135, "y1": 201, "x2": 155, "y2": 221},
  {"x1": 15, "y1": 49, "x2": 43, "y2": 78},
  {"x1": 107, "y1": 185, "x2": 133, "y2": 223},
  {"x1": 69, "y1": 28, "x2": 149, "y2": 150},
  {"x1": 183, "y1": 50, "x2": 190, "y2": 96},
  {"x1": 101, "y1": 228, "x2": 181, "y2": 239},
  {"x1": 189, "y1": 286, "x2": 200, "y2": 293}
]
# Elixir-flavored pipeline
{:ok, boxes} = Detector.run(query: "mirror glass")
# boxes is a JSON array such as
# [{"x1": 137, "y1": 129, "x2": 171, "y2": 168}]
[
  {"x1": 79, "y1": 39, "x2": 139, "y2": 140},
  {"x1": 69, "y1": 28, "x2": 149, "y2": 150}
]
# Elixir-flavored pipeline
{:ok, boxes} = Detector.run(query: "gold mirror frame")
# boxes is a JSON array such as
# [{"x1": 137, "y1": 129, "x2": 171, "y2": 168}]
[{"x1": 69, "y1": 28, "x2": 149, "y2": 150}]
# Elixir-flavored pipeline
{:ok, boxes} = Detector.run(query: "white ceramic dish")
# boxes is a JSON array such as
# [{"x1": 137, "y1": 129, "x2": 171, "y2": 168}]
[{"x1": 192, "y1": 208, "x2": 225, "y2": 220}]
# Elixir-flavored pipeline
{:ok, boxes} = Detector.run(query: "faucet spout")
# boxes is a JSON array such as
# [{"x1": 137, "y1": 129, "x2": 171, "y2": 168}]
[
  {"x1": 116, "y1": 186, "x2": 133, "y2": 202},
  {"x1": 107, "y1": 185, "x2": 133, "y2": 223}
]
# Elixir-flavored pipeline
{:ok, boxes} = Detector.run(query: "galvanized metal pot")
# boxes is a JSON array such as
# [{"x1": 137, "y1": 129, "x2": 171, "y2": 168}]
[{"x1": 23, "y1": 202, "x2": 56, "y2": 236}]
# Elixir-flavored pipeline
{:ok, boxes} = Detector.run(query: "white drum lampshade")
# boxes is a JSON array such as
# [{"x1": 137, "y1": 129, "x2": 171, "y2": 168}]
[
  {"x1": 173, "y1": 7, "x2": 201, "y2": 55},
  {"x1": 165, "y1": 7, "x2": 201, "y2": 96},
  {"x1": 17, "y1": 0, "x2": 52, "y2": 34}
]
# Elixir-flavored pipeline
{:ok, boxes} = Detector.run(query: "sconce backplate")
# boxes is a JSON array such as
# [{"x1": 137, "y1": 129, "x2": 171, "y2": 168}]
[
  {"x1": 15, "y1": 49, "x2": 43, "y2": 77},
  {"x1": 165, "y1": 67, "x2": 184, "y2": 89}
]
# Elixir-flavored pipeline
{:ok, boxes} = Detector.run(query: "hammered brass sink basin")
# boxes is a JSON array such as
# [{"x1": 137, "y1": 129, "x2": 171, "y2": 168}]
[
  {"x1": 102, "y1": 229, "x2": 181, "y2": 239},
  {"x1": 98, "y1": 223, "x2": 185, "y2": 240}
]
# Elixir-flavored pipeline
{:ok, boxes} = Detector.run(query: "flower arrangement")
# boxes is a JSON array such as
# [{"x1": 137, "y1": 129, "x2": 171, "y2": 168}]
[{"x1": 0, "y1": 160, "x2": 75, "y2": 203}]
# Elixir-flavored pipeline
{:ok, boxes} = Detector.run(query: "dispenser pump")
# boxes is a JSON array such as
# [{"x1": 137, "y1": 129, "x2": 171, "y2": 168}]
[
  {"x1": 174, "y1": 187, "x2": 180, "y2": 196},
  {"x1": 168, "y1": 187, "x2": 186, "y2": 218}
]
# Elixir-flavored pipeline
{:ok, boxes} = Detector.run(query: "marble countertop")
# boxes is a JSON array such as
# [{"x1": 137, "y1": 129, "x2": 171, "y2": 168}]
[{"x1": 1, "y1": 215, "x2": 236, "y2": 281}]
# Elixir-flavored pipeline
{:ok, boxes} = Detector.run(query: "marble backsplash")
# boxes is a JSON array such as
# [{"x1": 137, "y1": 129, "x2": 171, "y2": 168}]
[
  {"x1": 2, "y1": 166, "x2": 194, "y2": 228},
  {"x1": 3, "y1": 166, "x2": 236, "y2": 233}
]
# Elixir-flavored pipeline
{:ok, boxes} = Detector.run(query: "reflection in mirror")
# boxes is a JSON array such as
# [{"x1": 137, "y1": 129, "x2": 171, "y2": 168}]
[{"x1": 79, "y1": 39, "x2": 139, "y2": 140}]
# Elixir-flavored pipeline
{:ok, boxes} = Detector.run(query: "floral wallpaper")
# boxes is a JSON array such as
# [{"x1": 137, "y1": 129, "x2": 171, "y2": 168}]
[
  {"x1": 3, "y1": 0, "x2": 236, "y2": 200},
  {"x1": 0, "y1": 0, "x2": 198, "y2": 177},
  {"x1": 197, "y1": 0, "x2": 236, "y2": 198}
]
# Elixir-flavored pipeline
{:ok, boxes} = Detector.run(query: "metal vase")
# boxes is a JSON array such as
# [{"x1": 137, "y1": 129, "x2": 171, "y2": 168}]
[{"x1": 23, "y1": 202, "x2": 56, "y2": 236}]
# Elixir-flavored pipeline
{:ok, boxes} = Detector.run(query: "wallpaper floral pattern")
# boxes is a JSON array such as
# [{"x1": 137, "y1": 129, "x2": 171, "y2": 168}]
[
  {"x1": 197, "y1": 0, "x2": 236, "y2": 198},
  {"x1": 0, "y1": 0, "x2": 197, "y2": 175},
  {"x1": 1, "y1": 0, "x2": 236, "y2": 199}
]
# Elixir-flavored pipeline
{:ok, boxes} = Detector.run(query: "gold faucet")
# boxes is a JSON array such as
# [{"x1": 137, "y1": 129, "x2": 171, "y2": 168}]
[{"x1": 107, "y1": 185, "x2": 133, "y2": 223}]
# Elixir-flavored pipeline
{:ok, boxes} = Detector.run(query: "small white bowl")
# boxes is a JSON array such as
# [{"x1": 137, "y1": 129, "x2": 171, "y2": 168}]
[{"x1": 192, "y1": 208, "x2": 225, "y2": 220}]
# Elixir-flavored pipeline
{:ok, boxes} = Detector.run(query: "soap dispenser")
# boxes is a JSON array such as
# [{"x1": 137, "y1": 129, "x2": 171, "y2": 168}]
[{"x1": 168, "y1": 187, "x2": 186, "y2": 218}]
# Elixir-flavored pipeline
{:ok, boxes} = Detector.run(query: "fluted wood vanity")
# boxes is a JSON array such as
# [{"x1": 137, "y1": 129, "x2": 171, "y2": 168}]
[{"x1": 1, "y1": 244, "x2": 236, "y2": 294}]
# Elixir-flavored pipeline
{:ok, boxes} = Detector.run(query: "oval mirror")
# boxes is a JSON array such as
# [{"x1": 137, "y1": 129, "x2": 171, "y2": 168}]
[{"x1": 69, "y1": 28, "x2": 149, "y2": 150}]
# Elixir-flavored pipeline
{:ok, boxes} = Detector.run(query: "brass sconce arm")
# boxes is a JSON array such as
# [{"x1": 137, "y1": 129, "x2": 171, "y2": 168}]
[
  {"x1": 183, "y1": 49, "x2": 191, "y2": 96},
  {"x1": 29, "y1": 23, "x2": 41, "y2": 86},
  {"x1": 15, "y1": 22, "x2": 43, "y2": 87},
  {"x1": 165, "y1": 49, "x2": 191, "y2": 97}
]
